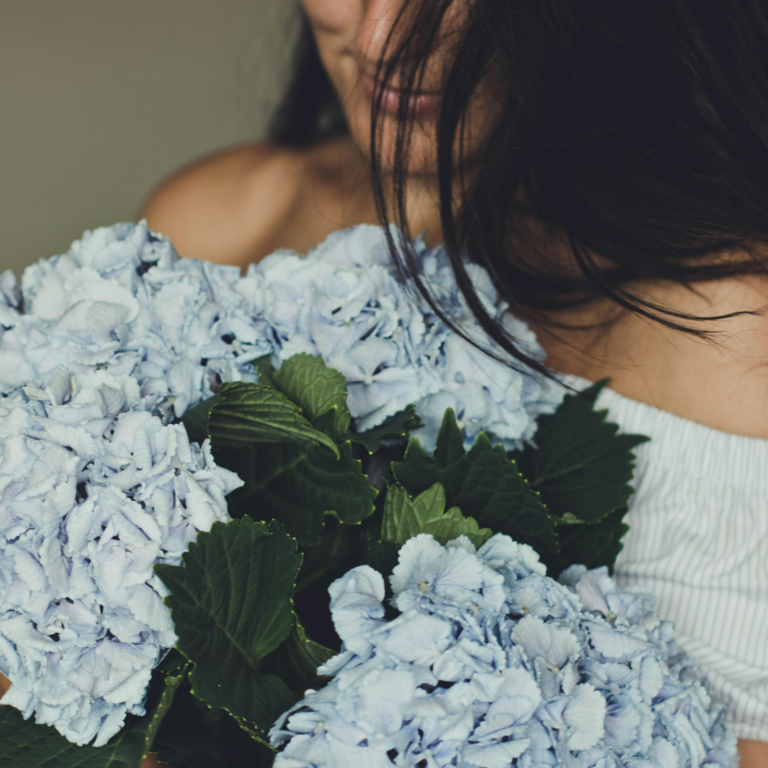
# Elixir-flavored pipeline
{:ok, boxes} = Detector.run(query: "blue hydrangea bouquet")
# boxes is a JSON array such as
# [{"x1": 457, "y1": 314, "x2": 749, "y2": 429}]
[{"x1": 0, "y1": 222, "x2": 737, "y2": 767}]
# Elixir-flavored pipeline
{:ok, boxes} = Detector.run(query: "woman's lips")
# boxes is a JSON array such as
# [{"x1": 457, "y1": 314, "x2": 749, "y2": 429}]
[{"x1": 359, "y1": 70, "x2": 442, "y2": 119}]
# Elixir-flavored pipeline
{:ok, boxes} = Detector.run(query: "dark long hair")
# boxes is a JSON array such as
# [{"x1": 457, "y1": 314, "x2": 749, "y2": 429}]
[
  {"x1": 270, "y1": 2, "x2": 768, "y2": 382},
  {"x1": 268, "y1": 16, "x2": 348, "y2": 147}
]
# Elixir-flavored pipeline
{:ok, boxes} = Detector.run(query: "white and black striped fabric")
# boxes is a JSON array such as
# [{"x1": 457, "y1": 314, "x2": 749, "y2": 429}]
[{"x1": 559, "y1": 373, "x2": 768, "y2": 743}]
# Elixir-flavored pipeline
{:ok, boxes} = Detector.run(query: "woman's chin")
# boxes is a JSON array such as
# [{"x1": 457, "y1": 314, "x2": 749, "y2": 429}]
[{"x1": 347, "y1": 124, "x2": 439, "y2": 178}]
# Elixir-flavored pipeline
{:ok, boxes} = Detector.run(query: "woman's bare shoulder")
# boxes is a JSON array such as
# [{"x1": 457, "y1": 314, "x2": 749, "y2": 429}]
[
  {"x1": 140, "y1": 135, "x2": 371, "y2": 268},
  {"x1": 140, "y1": 140, "x2": 307, "y2": 266},
  {"x1": 532, "y1": 274, "x2": 768, "y2": 438}
]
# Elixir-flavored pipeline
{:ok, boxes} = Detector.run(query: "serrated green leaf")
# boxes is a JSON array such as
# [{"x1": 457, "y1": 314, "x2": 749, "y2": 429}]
[
  {"x1": 433, "y1": 409, "x2": 466, "y2": 468},
  {"x1": 261, "y1": 617, "x2": 335, "y2": 694},
  {"x1": 556, "y1": 506, "x2": 630, "y2": 574},
  {"x1": 154, "y1": 648, "x2": 190, "y2": 679},
  {"x1": 352, "y1": 405, "x2": 422, "y2": 453},
  {"x1": 207, "y1": 444, "x2": 263, "y2": 513},
  {"x1": 143, "y1": 657, "x2": 190, "y2": 758},
  {"x1": 509, "y1": 379, "x2": 649, "y2": 571},
  {"x1": 381, "y1": 483, "x2": 492, "y2": 548},
  {"x1": 181, "y1": 393, "x2": 224, "y2": 445},
  {"x1": 151, "y1": 687, "x2": 231, "y2": 768},
  {"x1": 0, "y1": 707, "x2": 147, "y2": 768},
  {"x1": 209, "y1": 382, "x2": 339, "y2": 458},
  {"x1": 248, "y1": 443, "x2": 314, "y2": 491},
  {"x1": 310, "y1": 409, "x2": 338, "y2": 440},
  {"x1": 229, "y1": 441, "x2": 377, "y2": 546},
  {"x1": 392, "y1": 410, "x2": 559, "y2": 570},
  {"x1": 252, "y1": 354, "x2": 276, "y2": 388},
  {"x1": 209, "y1": 442, "x2": 311, "y2": 518},
  {"x1": 155, "y1": 518, "x2": 301, "y2": 740},
  {"x1": 0, "y1": 660, "x2": 185, "y2": 768},
  {"x1": 273, "y1": 354, "x2": 351, "y2": 439},
  {"x1": 217, "y1": 709, "x2": 278, "y2": 768},
  {"x1": 510, "y1": 379, "x2": 648, "y2": 523},
  {"x1": 293, "y1": 515, "x2": 366, "y2": 599}
]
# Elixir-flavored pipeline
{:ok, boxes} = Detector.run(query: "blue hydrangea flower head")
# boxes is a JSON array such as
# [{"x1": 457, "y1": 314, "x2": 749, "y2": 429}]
[
  {"x1": 270, "y1": 534, "x2": 737, "y2": 767},
  {"x1": 0, "y1": 221, "x2": 265, "y2": 421},
  {"x1": 0, "y1": 221, "x2": 564, "y2": 451},
  {"x1": 0, "y1": 370, "x2": 241, "y2": 746},
  {"x1": 235, "y1": 224, "x2": 564, "y2": 451}
]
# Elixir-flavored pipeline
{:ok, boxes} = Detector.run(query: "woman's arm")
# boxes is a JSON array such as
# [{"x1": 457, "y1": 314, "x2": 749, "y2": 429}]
[{"x1": 738, "y1": 739, "x2": 768, "y2": 767}]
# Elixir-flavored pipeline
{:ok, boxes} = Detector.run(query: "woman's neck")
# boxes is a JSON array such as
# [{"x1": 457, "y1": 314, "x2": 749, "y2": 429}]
[{"x1": 308, "y1": 133, "x2": 446, "y2": 247}]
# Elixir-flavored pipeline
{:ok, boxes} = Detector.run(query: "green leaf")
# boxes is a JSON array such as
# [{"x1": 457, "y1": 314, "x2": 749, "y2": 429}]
[
  {"x1": 209, "y1": 382, "x2": 339, "y2": 458},
  {"x1": 142, "y1": 655, "x2": 190, "y2": 758},
  {"x1": 0, "y1": 708, "x2": 148, "y2": 768},
  {"x1": 364, "y1": 537, "x2": 400, "y2": 587},
  {"x1": 217, "y1": 708, "x2": 278, "y2": 768},
  {"x1": 229, "y1": 441, "x2": 377, "y2": 546},
  {"x1": 0, "y1": 659, "x2": 186, "y2": 768},
  {"x1": 151, "y1": 687, "x2": 231, "y2": 768},
  {"x1": 243, "y1": 443, "x2": 314, "y2": 491},
  {"x1": 556, "y1": 506, "x2": 630, "y2": 574},
  {"x1": 155, "y1": 518, "x2": 301, "y2": 741},
  {"x1": 208, "y1": 443, "x2": 270, "y2": 513},
  {"x1": 352, "y1": 405, "x2": 422, "y2": 453},
  {"x1": 392, "y1": 409, "x2": 559, "y2": 570},
  {"x1": 381, "y1": 483, "x2": 493, "y2": 549},
  {"x1": 261, "y1": 617, "x2": 335, "y2": 694},
  {"x1": 294, "y1": 515, "x2": 367, "y2": 597},
  {"x1": 433, "y1": 408, "x2": 466, "y2": 468},
  {"x1": 510, "y1": 379, "x2": 648, "y2": 523},
  {"x1": 509, "y1": 379, "x2": 649, "y2": 570},
  {"x1": 273, "y1": 354, "x2": 351, "y2": 439},
  {"x1": 181, "y1": 393, "x2": 224, "y2": 445},
  {"x1": 310, "y1": 409, "x2": 339, "y2": 441},
  {"x1": 252, "y1": 355, "x2": 276, "y2": 388}
]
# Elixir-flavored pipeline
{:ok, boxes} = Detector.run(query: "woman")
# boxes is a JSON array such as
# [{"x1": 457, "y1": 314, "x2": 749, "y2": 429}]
[{"x1": 143, "y1": 0, "x2": 768, "y2": 764}]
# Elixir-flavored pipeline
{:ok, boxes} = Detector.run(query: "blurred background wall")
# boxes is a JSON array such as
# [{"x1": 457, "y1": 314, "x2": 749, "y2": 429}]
[{"x1": 0, "y1": 0, "x2": 298, "y2": 276}]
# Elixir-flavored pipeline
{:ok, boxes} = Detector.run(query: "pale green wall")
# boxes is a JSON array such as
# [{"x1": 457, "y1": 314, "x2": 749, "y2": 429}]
[{"x1": 0, "y1": 0, "x2": 298, "y2": 276}]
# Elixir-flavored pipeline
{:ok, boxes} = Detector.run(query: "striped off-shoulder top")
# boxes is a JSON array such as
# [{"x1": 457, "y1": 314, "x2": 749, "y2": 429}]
[{"x1": 559, "y1": 373, "x2": 768, "y2": 743}]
